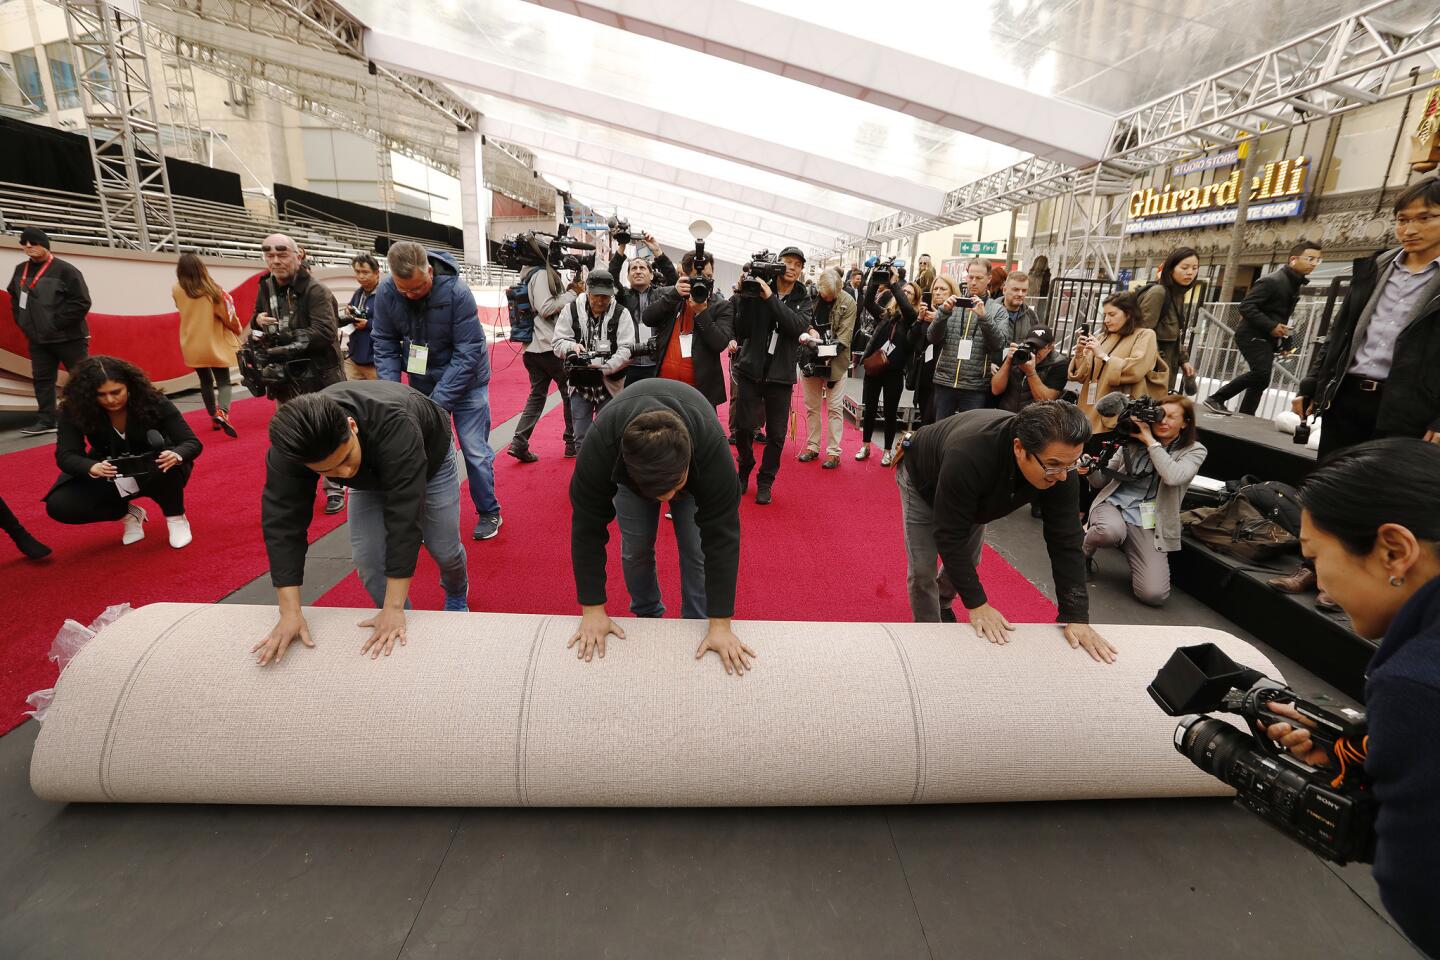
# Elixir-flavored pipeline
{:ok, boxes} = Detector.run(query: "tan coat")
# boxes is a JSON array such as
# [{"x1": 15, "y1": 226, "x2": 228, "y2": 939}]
[
  {"x1": 174, "y1": 283, "x2": 241, "y2": 368},
  {"x1": 1067, "y1": 326, "x2": 1168, "y2": 431}
]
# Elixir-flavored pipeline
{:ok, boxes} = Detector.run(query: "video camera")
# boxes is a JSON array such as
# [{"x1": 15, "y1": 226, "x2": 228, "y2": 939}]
[
  {"x1": 607, "y1": 216, "x2": 637, "y2": 248},
  {"x1": 495, "y1": 226, "x2": 597, "y2": 273},
  {"x1": 1149, "y1": 644, "x2": 1375, "y2": 864},
  {"x1": 738, "y1": 250, "x2": 786, "y2": 298},
  {"x1": 238, "y1": 316, "x2": 322, "y2": 400},
  {"x1": 798, "y1": 324, "x2": 841, "y2": 379}
]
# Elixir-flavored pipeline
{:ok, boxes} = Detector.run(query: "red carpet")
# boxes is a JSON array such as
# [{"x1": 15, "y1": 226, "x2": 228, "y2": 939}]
[
  {"x1": 0, "y1": 398, "x2": 346, "y2": 734},
  {"x1": 484, "y1": 339, "x2": 539, "y2": 423},
  {"x1": 318, "y1": 382, "x2": 1058, "y2": 625}
]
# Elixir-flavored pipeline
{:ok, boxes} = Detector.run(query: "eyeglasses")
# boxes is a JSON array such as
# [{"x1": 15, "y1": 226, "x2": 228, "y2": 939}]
[
  {"x1": 1394, "y1": 213, "x2": 1440, "y2": 229},
  {"x1": 261, "y1": 245, "x2": 291, "y2": 254},
  {"x1": 1296, "y1": 255, "x2": 1323, "y2": 264},
  {"x1": 1036, "y1": 456, "x2": 1085, "y2": 479}
]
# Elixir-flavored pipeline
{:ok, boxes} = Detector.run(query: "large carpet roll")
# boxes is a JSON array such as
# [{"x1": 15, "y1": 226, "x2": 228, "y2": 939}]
[{"x1": 30, "y1": 603, "x2": 1278, "y2": 806}]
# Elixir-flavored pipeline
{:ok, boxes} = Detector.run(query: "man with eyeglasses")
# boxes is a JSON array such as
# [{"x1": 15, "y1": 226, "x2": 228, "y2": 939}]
[
  {"x1": 1206, "y1": 240, "x2": 1323, "y2": 416},
  {"x1": 895, "y1": 401, "x2": 1118, "y2": 664}
]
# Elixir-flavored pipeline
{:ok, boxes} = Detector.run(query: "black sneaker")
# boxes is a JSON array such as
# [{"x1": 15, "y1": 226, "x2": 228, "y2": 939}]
[
  {"x1": 564, "y1": 442, "x2": 578, "y2": 459},
  {"x1": 754, "y1": 431, "x2": 767, "y2": 444},
  {"x1": 1202, "y1": 397, "x2": 1232, "y2": 415},
  {"x1": 738, "y1": 474, "x2": 749, "y2": 495},
  {"x1": 20, "y1": 420, "x2": 57, "y2": 436},
  {"x1": 324, "y1": 491, "x2": 347, "y2": 515},
  {"x1": 755, "y1": 486, "x2": 772, "y2": 505},
  {"x1": 507, "y1": 445, "x2": 539, "y2": 464},
  {"x1": 473, "y1": 513, "x2": 502, "y2": 540}
]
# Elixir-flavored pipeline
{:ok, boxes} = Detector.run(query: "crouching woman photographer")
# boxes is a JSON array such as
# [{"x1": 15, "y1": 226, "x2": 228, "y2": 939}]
[
  {"x1": 44, "y1": 356, "x2": 202, "y2": 548},
  {"x1": 1083, "y1": 395, "x2": 1206, "y2": 606},
  {"x1": 1262, "y1": 439, "x2": 1440, "y2": 959}
]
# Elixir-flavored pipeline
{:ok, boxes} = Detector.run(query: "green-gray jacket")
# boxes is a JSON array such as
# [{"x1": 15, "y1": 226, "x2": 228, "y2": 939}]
[{"x1": 929, "y1": 299, "x2": 1024, "y2": 392}]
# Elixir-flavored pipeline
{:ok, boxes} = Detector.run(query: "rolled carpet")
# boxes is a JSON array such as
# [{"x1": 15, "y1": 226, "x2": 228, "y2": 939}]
[{"x1": 30, "y1": 603, "x2": 1276, "y2": 806}]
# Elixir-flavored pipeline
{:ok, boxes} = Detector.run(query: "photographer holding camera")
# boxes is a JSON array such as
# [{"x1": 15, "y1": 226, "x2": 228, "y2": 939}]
[
  {"x1": 608, "y1": 230, "x2": 677, "y2": 386},
  {"x1": 895, "y1": 402, "x2": 1117, "y2": 663},
  {"x1": 731, "y1": 246, "x2": 812, "y2": 504},
  {"x1": 567, "y1": 379, "x2": 750, "y2": 673},
  {"x1": 341, "y1": 253, "x2": 380, "y2": 381},
  {"x1": 856, "y1": 271, "x2": 919, "y2": 465},
  {"x1": 373, "y1": 242, "x2": 502, "y2": 542},
  {"x1": 44, "y1": 356, "x2": 200, "y2": 549},
  {"x1": 553, "y1": 269, "x2": 635, "y2": 450},
  {"x1": 642, "y1": 248, "x2": 733, "y2": 409},
  {"x1": 929, "y1": 259, "x2": 1009, "y2": 419},
  {"x1": 1257, "y1": 439, "x2": 1440, "y2": 958},
  {"x1": 991, "y1": 324, "x2": 1066, "y2": 412},
  {"x1": 1083, "y1": 395, "x2": 1207, "y2": 606},
  {"x1": 796, "y1": 267, "x2": 855, "y2": 468}
]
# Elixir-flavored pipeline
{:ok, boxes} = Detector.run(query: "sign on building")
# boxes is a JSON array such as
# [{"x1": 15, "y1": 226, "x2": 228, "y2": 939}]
[{"x1": 1125, "y1": 156, "x2": 1311, "y2": 234}]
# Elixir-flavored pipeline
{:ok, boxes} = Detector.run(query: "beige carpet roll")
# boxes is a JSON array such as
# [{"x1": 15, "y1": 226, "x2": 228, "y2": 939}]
[{"x1": 29, "y1": 603, "x2": 1279, "y2": 806}]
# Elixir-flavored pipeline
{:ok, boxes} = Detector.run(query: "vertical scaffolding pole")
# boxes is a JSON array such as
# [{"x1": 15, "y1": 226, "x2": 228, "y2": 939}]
[{"x1": 64, "y1": 0, "x2": 178, "y2": 252}]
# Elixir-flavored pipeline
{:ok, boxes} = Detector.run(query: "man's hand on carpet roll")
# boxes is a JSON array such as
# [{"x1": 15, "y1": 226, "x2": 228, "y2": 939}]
[
  {"x1": 1063, "y1": 623, "x2": 1117, "y2": 664},
  {"x1": 695, "y1": 619, "x2": 755, "y2": 676},
  {"x1": 967, "y1": 603, "x2": 1015, "y2": 645},
  {"x1": 569, "y1": 604, "x2": 625, "y2": 662},
  {"x1": 252, "y1": 610, "x2": 314, "y2": 666},
  {"x1": 359, "y1": 608, "x2": 407, "y2": 659}
]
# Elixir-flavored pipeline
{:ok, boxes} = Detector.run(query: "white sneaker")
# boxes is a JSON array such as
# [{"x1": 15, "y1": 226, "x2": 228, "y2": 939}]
[
  {"x1": 855, "y1": 444, "x2": 871, "y2": 462},
  {"x1": 881, "y1": 451, "x2": 894, "y2": 467},
  {"x1": 166, "y1": 514, "x2": 193, "y2": 549},
  {"x1": 121, "y1": 503, "x2": 147, "y2": 545}
]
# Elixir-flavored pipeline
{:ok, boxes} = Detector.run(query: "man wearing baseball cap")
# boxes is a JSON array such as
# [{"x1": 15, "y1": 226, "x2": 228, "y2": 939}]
[
  {"x1": 991, "y1": 323, "x2": 1068, "y2": 413},
  {"x1": 553, "y1": 268, "x2": 635, "y2": 451},
  {"x1": 7, "y1": 227, "x2": 92, "y2": 435}
]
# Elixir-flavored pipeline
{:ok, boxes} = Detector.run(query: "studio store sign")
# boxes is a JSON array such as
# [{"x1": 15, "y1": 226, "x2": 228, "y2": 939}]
[{"x1": 1124, "y1": 151, "x2": 1311, "y2": 234}]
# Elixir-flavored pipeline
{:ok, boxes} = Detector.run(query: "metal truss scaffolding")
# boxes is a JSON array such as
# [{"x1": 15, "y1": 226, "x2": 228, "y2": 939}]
[
  {"x1": 64, "y1": 0, "x2": 179, "y2": 253},
  {"x1": 860, "y1": 0, "x2": 1440, "y2": 252}
]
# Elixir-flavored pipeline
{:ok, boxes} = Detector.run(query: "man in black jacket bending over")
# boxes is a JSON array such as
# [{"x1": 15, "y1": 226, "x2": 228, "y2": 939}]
[
  {"x1": 896, "y1": 401, "x2": 1117, "y2": 663},
  {"x1": 567, "y1": 378, "x2": 752, "y2": 675},
  {"x1": 1205, "y1": 239, "x2": 1321, "y2": 415},
  {"x1": 732, "y1": 245, "x2": 812, "y2": 505},
  {"x1": 255, "y1": 380, "x2": 468, "y2": 667}
]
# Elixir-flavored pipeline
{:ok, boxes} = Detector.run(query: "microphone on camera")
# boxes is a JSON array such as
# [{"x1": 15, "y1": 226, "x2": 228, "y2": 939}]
[
  {"x1": 1094, "y1": 391, "x2": 1130, "y2": 420},
  {"x1": 145, "y1": 429, "x2": 168, "y2": 450}
]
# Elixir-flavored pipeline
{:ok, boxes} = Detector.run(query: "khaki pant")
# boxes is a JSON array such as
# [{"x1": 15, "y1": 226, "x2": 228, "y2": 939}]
[
  {"x1": 1084, "y1": 501, "x2": 1171, "y2": 606},
  {"x1": 801, "y1": 376, "x2": 843, "y2": 457},
  {"x1": 345, "y1": 359, "x2": 378, "y2": 380}
]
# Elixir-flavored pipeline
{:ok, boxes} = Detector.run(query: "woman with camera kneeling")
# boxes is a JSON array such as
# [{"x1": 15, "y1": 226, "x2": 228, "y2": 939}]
[
  {"x1": 1083, "y1": 395, "x2": 1206, "y2": 606},
  {"x1": 44, "y1": 356, "x2": 202, "y2": 548}
]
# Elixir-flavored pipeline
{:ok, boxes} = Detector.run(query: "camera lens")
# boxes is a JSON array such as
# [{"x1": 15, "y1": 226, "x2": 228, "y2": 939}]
[{"x1": 1176, "y1": 716, "x2": 1250, "y2": 781}]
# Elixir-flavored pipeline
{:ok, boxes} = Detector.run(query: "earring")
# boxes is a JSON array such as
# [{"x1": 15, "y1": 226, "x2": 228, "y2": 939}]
[{"x1": 1389, "y1": 576, "x2": 1406, "y2": 588}]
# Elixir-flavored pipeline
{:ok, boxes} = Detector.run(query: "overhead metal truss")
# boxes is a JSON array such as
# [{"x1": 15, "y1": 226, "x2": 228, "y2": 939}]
[
  {"x1": 65, "y1": 0, "x2": 179, "y2": 253},
  {"x1": 860, "y1": 0, "x2": 1440, "y2": 248}
]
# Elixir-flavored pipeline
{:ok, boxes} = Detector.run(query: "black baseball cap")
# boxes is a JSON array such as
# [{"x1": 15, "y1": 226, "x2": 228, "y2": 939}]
[
  {"x1": 585, "y1": 269, "x2": 617, "y2": 294},
  {"x1": 1021, "y1": 326, "x2": 1056, "y2": 349},
  {"x1": 778, "y1": 246, "x2": 806, "y2": 264}
]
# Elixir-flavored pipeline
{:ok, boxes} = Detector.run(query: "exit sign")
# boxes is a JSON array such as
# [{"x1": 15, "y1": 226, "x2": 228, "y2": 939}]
[{"x1": 958, "y1": 241, "x2": 1000, "y2": 255}]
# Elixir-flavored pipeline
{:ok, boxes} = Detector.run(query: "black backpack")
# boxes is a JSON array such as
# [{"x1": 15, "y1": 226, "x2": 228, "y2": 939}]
[
  {"x1": 1237, "y1": 480, "x2": 1303, "y2": 537},
  {"x1": 505, "y1": 267, "x2": 542, "y2": 344}
]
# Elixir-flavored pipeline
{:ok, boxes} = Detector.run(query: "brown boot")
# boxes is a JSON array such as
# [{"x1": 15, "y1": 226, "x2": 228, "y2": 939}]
[
  {"x1": 1268, "y1": 565, "x2": 1317, "y2": 594},
  {"x1": 1316, "y1": 591, "x2": 1343, "y2": 613}
]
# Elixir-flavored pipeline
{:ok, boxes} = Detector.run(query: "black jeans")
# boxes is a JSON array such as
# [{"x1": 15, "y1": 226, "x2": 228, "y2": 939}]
[
  {"x1": 861, "y1": 366, "x2": 906, "y2": 448},
  {"x1": 1318, "y1": 376, "x2": 1385, "y2": 459},
  {"x1": 511, "y1": 351, "x2": 575, "y2": 449},
  {"x1": 29, "y1": 338, "x2": 89, "y2": 423},
  {"x1": 45, "y1": 466, "x2": 191, "y2": 523},
  {"x1": 1209, "y1": 338, "x2": 1274, "y2": 414},
  {"x1": 734, "y1": 374, "x2": 792, "y2": 488},
  {"x1": 194, "y1": 367, "x2": 233, "y2": 415}
]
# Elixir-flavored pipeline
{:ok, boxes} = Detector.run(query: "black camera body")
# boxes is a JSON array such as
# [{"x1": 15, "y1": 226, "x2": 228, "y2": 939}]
[
  {"x1": 1149, "y1": 643, "x2": 1375, "y2": 865},
  {"x1": 608, "y1": 216, "x2": 635, "y2": 248},
  {"x1": 238, "y1": 318, "x2": 320, "y2": 399},
  {"x1": 798, "y1": 319, "x2": 841, "y2": 379},
  {"x1": 738, "y1": 250, "x2": 786, "y2": 298},
  {"x1": 1116, "y1": 394, "x2": 1165, "y2": 432},
  {"x1": 1011, "y1": 343, "x2": 1035, "y2": 367},
  {"x1": 495, "y1": 228, "x2": 597, "y2": 273},
  {"x1": 630, "y1": 337, "x2": 659, "y2": 360},
  {"x1": 688, "y1": 238, "x2": 713, "y2": 304},
  {"x1": 1293, "y1": 419, "x2": 1312, "y2": 445}
]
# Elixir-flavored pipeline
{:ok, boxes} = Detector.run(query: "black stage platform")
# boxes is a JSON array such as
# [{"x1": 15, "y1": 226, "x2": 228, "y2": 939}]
[{"x1": 1194, "y1": 407, "x2": 1316, "y2": 488}]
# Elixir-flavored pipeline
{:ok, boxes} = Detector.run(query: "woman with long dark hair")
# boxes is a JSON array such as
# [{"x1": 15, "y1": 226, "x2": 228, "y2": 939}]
[
  {"x1": 856, "y1": 272, "x2": 918, "y2": 465},
  {"x1": 1067, "y1": 291, "x2": 1167, "y2": 431},
  {"x1": 44, "y1": 356, "x2": 202, "y2": 547},
  {"x1": 1261, "y1": 439, "x2": 1440, "y2": 959},
  {"x1": 174, "y1": 251, "x2": 242, "y2": 437},
  {"x1": 1137, "y1": 246, "x2": 1200, "y2": 390}
]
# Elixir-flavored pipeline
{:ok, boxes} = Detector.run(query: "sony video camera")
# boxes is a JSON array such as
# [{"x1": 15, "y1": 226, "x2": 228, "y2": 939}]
[
  {"x1": 607, "y1": 216, "x2": 636, "y2": 248},
  {"x1": 738, "y1": 250, "x2": 786, "y2": 298},
  {"x1": 1149, "y1": 644, "x2": 1375, "y2": 864},
  {"x1": 238, "y1": 316, "x2": 321, "y2": 399},
  {"x1": 549, "y1": 224, "x2": 597, "y2": 272},
  {"x1": 1115, "y1": 394, "x2": 1165, "y2": 433},
  {"x1": 495, "y1": 227, "x2": 597, "y2": 273}
]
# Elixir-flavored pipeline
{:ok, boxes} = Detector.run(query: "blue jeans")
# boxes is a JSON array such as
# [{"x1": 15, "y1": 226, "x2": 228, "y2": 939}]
[
  {"x1": 450, "y1": 386, "x2": 500, "y2": 517},
  {"x1": 350, "y1": 447, "x2": 468, "y2": 608},
  {"x1": 569, "y1": 391, "x2": 611, "y2": 452},
  {"x1": 614, "y1": 486, "x2": 706, "y2": 619},
  {"x1": 933, "y1": 385, "x2": 990, "y2": 421}
]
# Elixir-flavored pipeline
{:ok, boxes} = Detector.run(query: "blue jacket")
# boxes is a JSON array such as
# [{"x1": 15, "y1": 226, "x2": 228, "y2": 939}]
[
  {"x1": 1365, "y1": 575, "x2": 1440, "y2": 958},
  {"x1": 347, "y1": 286, "x2": 377, "y2": 366},
  {"x1": 372, "y1": 250, "x2": 489, "y2": 411}
]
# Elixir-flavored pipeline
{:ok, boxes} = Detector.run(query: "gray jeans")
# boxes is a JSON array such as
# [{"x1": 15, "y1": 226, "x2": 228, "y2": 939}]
[
  {"x1": 349, "y1": 447, "x2": 467, "y2": 607},
  {"x1": 1084, "y1": 501, "x2": 1171, "y2": 606},
  {"x1": 614, "y1": 486, "x2": 706, "y2": 619},
  {"x1": 896, "y1": 466, "x2": 984, "y2": 622}
]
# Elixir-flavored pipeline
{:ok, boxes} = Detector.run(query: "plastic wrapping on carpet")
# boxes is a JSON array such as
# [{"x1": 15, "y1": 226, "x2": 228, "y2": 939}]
[{"x1": 24, "y1": 603, "x2": 133, "y2": 723}]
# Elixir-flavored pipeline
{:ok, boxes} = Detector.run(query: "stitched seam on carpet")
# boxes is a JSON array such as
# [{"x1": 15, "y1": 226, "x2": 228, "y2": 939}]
[
  {"x1": 882, "y1": 623, "x2": 927, "y2": 804},
  {"x1": 515, "y1": 616, "x2": 550, "y2": 807},
  {"x1": 98, "y1": 606, "x2": 207, "y2": 801}
]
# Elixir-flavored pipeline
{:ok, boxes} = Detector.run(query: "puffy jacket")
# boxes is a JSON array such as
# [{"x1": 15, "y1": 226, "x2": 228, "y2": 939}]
[
  {"x1": 7, "y1": 255, "x2": 91, "y2": 344},
  {"x1": 372, "y1": 250, "x2": 490, "y2": 412},
  {"x1": 1236, "y1": 266, "x2": 1306, "y2": 348},
  {"x1": 930, "y1": 297, "x2": 1012, "y2": 391}
]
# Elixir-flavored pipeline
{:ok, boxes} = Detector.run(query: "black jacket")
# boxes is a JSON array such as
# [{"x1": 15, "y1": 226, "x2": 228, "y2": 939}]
[
  {"x1": 642, "y1": 287, "x2": 734, "y2": 407},
  {"x1": 1299, "y1": 248, "x2": 1440, "y2": 437},
  {"x1": 862, "y1": 282, "x2": 918, "y2": 375},
  {"x1": 1364, "y1": 575, "x2": 1440, "y2": 958},
  {"x1": 609, "y1": 250, "x2": 678, "y2": 361},
  {"x1": 7, "y1": 255, "x2": 91, "y2": 344},
  {"x1": 570, "y1": 378, "x2": 740, "y2": 618},
  {"x1": 48, "y1": 396, "x2": 202, "y2": 496},
  {"x1": 732, "y1": 281, "x2": 812, "y2": 384},
  {"x1": 1236, "y1": 265, "x2": 1306, "y2": 348},
  {"x1": 249, "y1": 268, "x2": 345, "y2": 389},
  {"x1": 262, "y1": 381, "x2": 453, "y2": 588},
  {"x1": 900, "y1": 409, "x2": 1088, "y2": 623}
]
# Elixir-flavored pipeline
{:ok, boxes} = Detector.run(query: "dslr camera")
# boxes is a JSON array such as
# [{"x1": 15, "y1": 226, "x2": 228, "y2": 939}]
[
  {"x1": 738, "y1": 250, "x2": 786, "y2": 298},
  {"x1": 687, "y1": 237, "x2": 713, "y2": 304},
  {"x1": 238, "y1": 316, "x2": 321, "y2": 399},
  {"x1": 798, "y1": 321, "x2": 841, "y2": 379},
  {"x1": 1149, "y1": 643, "x2": 1375, "y2": 864}
]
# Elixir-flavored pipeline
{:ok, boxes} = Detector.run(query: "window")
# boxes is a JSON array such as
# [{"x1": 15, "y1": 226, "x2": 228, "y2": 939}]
[
  {"x1": 45, "y1": 42, "x2": 80, "y2": 110},
  {"x1": 11, "y1": 49, "x2": 45, "y2": 110}
]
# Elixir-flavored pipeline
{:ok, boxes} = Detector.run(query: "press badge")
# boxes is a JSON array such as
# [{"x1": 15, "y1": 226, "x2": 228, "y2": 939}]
[
  {"x1": 407, "y1": 343, "x2": 429, "y2": 375},
  {"x1": 881, "y1": 341, "x2": 895, "y2": 357},
  {"x1": 925, "y1": 344, "x2": 936, "y2": 363},
  {"x1": 767, "y1": 330, "x2": 779, "y2": 354},
  {"x1": 956, "y1": 341, "x2": 973, "y2": 361},
  {"x1": 17, "y1": 291, "x2": 27, "y2": 310},
  {"x1": 679, "y1": 333, "x2": 694, "y2": 358},
  {"x1": 1087, "y1": 382, "x2": 1099, "y2": 406},
  {"x1": 1140, "y1": 500, "x2": 1158, "y2": 530}
]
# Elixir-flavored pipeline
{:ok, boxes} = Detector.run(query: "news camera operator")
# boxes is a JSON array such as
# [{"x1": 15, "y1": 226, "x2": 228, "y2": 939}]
[
  {"x1": 641, "y1": 247, "x2": 733, "y2": 409},
  {"x1": 731, "y1": 246, "x2": 812, "y2": 504},
  {"x1": 991, "y1": 325, "x2": 1066, "y2": 413},
  {"x1": 895, "y1": 402, "x2": 1116, "y2": 664},
  {"x1": 43, "y1": 356, "x2": 200, "y2": 549},
  {"x1": 567, "y1": 379, "x2": 750, "y2": 674},
  {"x1": 341, "y1": 252, "x2": 380, "y2": 381},
  {"x1": 553, "y1": 269, "x2": 634, "y2": 450},
  {"x1": 508, "y1": 239, "x2": 582, "y2": 462},
  {"x1": 256, "y1": 381, "x2": 470, "y2": 668},
  {"x1": 796, "y1": 267, "x2": 855, "y2": 468},
  {"x1": 608, "y1": 229, "x2": 677, "y2": 386},
  {"x1": 1257, "y1": 439, "x2": 1440, "y2": 958},
  {"x1": 1083, "y1": 395, "x2": 1207, "y2": 606}
]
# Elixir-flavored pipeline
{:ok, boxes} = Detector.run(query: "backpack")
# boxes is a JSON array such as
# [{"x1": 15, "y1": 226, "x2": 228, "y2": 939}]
[
  {"x1": 505, "y1": 267, "x2": 542, "y2": 344},
  {"x1": 1181, "y1": 493, "x2": 1298, "y2": 562},
  {"x1": 1236, "y1": 480, "x2": 1303, "y2": 537}
]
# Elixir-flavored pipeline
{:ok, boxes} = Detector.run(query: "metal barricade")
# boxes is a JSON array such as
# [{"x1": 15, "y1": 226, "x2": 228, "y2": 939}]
[{"x1": 1037, "y1": 277, "x2": 1115, "y2": 354}]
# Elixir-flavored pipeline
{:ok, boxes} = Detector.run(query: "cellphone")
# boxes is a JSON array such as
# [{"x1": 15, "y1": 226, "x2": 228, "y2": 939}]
[
  {"x1": 1076, "y1": 324, "x2": 1090, "y2": 338},
  {"x1": 107, "y1": 453, "x2": 155, "y2": 477}
]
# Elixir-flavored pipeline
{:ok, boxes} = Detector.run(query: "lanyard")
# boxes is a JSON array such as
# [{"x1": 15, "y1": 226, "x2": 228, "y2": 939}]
[
  {"x1": 1089, "y1": 333, "x2": 1120, "y2": 384},
  {"x1": 19, "y1": 256, "x2": 54, "y2": 290}
]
